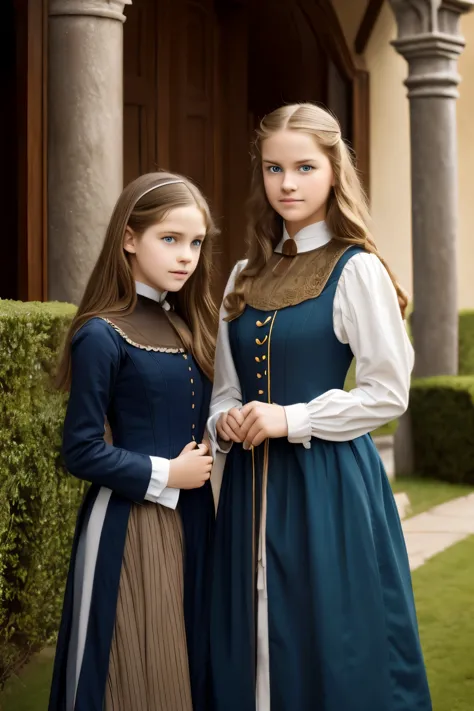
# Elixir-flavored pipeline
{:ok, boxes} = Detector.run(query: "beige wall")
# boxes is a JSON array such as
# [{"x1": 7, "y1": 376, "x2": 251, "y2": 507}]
[
  {"x1": 333, "y1": 0, "x2": 413, "y2": 297},
  {"x1": 364, "y1": 3, "x2": 412, "y2": 297},
  {"x1": 325, "y1": 2, "x2": 474, "y2": 308},
  {"x1": 361, "y1": 4, "x2": 474, "y2": 309},
  {"x1": 457, "y1": 13, "x2": 474, "y2": 309}
]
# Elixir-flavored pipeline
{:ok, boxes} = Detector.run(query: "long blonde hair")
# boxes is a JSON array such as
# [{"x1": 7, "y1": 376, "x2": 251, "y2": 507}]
[
  {"x1": 225, "y1": 103, "x2": 408, "y2": 319},
  {"x1": 57, "y1": 171, "x2": 218, "y2": 388}
]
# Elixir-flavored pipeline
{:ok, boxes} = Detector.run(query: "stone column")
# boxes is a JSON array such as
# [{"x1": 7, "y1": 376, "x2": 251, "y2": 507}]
[
  {"x1": 48, "y1": 0, "x2": 131, "y2": 304},
  {"x1": 389, "y1": 0, "x2": 473, "y2": 377}
]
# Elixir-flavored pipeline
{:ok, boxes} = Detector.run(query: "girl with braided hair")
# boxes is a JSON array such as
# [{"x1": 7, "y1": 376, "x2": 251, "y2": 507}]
[{"x1": 208, "y1": 104, "x2": 431, "y2": 711}]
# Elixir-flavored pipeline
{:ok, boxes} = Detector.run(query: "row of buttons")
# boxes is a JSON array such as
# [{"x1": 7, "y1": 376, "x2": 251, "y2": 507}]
[
  {"x1": 255, "y1": 316, "x2": 271, "y2": 399},
  {"x1": 183, "y1": 353, "x2": 196, "y2": 440}
]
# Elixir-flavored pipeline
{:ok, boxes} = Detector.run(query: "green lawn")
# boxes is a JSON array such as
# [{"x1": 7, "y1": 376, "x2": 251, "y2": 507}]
[
  {"x1": 2, "y1": 513, "x2": 473, "y2": 711},
  {"x1": 391, "y1": 476, "x2": 474, "y2": 518},
  {"x1": 0, "y1": 647, "x2": 54, "y2": 711},
  {"x1": 412, "y1": 535, "x2": 474, "y2": 711}
]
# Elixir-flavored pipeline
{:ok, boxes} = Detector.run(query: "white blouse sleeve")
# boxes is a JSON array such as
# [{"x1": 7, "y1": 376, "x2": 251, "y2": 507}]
[
  {"x1": 284, "y1": 252, "x2": 414, "y2": 445},
  {"x1": 207, "y1": 260, "x2": 247, "y2": 458},
  {"x1": 145, "y1": 456, "x2": 179, "y2": 509}
]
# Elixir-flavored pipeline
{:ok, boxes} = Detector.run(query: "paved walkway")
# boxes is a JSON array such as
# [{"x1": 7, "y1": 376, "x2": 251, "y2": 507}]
[{"x1": 397, "y1": 493, "x2": 474, "y2": 571}]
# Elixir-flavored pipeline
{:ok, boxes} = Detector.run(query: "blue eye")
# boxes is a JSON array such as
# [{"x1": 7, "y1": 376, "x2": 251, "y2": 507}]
[
  {"x1": 162, "y1": 236, "x2": 175, "y2": 244},
  {"x1": 192, "y1": 239, "x2": 203, "y2": 248},
  {"x1": 299, "y1": 165, "x2": 314, "y2": 172},
  {"x1": 267, "y1": 166, "x2": 282, "y2": 174}
]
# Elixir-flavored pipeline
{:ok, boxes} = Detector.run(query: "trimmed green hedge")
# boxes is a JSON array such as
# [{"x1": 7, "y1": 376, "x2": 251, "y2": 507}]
[
  {"x1": 459, "y1": 310, "x2": 474, "y2": 374},
  {"x1": 344, "y1": 308, "x2": 474, "y2": 439},
  {"x1": 0, "y1": 302, "x2": 471, "y2": 686},
  {"x1": 408, "y1": 309, "x2": 474, "y2": 374},
  {"x1": 410, "y1": 376, "x2": 474, "y2": 484},
  {"x1": 0, "y1": 301, "x2": 84, "y2": 688},
  {"x1": 344, "y1": 361, "x2": 398, "y2": 437}
]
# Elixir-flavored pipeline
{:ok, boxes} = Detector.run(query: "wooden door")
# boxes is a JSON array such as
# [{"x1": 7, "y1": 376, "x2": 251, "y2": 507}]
[
  {"x1": 124, "y1": 0, "x2": 221, "y2": 209},
  {"x1": 1, "y1": 0, "x2": 18, "y2": 299},
  {"x1": 216, "y1": 1, "x2": 250, "y2": 277},
  {"x1": 2, "y1": 0, "x2": 48, "y2": 301},
  {"x1": 123, "y1": 0, "x2": 158, "y2": 185},
  {"x1": 163, "y1": 0, "x2": 252, "y2": 292},
  {"x1": 166, "y1": 0, "x2": 222, "y2": 217},
  {"x1": 124, "y1": 0, "x2": 230, "y2": 292}
]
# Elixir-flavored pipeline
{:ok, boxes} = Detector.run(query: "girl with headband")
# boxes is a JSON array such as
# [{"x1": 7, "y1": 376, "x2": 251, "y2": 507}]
[{"x1": 49, "y1": 172, "x2": 216, "y2": 711}]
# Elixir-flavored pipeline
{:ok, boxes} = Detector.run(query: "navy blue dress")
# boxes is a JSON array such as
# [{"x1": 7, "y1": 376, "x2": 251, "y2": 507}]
[
  {"x1": 210, "y1": 247, "x2": 431, "y2": 711},
  {"x1": 49, "y1": 299, "x2": 214, "y2": 711}
]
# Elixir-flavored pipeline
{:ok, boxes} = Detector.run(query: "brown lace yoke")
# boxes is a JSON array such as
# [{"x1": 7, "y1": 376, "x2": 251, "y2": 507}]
[
  {"x1": 101, "y1": 295, "x2": 191, "y2": 353},
  {"x1": 246, "y1": 240, "x2": 351, "y2": 311}
]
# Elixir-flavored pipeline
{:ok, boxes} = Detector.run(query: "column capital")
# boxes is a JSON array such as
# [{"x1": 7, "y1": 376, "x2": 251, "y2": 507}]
[
  {"x1": 389, "y1": 0, "x2": 474, "y2": 97},
  {"x1": 50, "y1": 0, "x2": 132, "y2": 23}
]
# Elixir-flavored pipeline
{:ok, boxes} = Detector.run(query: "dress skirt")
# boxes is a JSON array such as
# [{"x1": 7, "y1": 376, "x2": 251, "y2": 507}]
[
  {"x1": 210, "y1": 435, "x2": 432, "y2": 711},
  {"x1": 105, "y1": 502, "x2": 193, "y2": 711}
]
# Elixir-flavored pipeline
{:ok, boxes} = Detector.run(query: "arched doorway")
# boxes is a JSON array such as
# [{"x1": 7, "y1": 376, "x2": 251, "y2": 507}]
[
  {"x1": 247, "y1": 0, "x2": 353, "y2": 138},
  {"x1": 218, "y1": 0, "x2": 367, "y2": 285},
  {"x1": 123, "y1": 0, "x2": 368, "y2": 295}
]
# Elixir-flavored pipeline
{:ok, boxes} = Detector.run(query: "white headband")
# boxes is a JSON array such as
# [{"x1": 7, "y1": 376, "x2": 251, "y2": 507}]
[{"x1": 137, "y1": 179, "x2": 185, "y2": 201}]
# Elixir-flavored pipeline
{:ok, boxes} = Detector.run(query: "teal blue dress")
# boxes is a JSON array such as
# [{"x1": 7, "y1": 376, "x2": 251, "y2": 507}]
[{"x1": 208, "y1": 243, "x2": 431, "y2": 711}]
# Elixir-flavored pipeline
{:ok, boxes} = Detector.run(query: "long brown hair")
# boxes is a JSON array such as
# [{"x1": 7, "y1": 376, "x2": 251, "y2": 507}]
[
  {"x1": 225, "y1": 103, "x2": 408, "y2": 319},
  {"x1": 57, "y1": 171, "x2": 218, "y2": 388}
]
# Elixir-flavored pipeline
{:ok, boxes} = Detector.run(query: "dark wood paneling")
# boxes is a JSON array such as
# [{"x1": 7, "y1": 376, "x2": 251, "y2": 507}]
[
  {"x1": 1, "y1": 1, "x2": 18, "y2": 299},
  {"x1": 300, "y1": 0, "x2": 356, "y2": 81},
  {"x1": 13, "y1": 0, "x2": 47, "y2": 301},
  {"x1": 327, "y1": 59, "x2": 353, "y2": 143},
  {"x1": 123, "y1": 0, "x2": 158, "y2": 184},
  {"x1": 168, "y1": 0, "x2": 217, "y2": 200},
  {"x1": 353, "y1": 69, "x2": 371, "y2": 197},
  {"x1": 217, "y1": 2, "x2": 249, "y2": 278},
  {"x1": 123, "y1": 0, "x2": 370, "y2": 295}
]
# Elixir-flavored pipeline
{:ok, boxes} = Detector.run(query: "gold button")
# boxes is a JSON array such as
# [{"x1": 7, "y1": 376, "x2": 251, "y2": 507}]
[
  {"x1": 258, "y1": 390, "x2": 264, "y2": 395},
  {"x1": 183, "y1": 354, "x2": 188, "y2": 360},
  {"x1": 192, "y1": 404, "x2": 195, "y2": 409},
  {"x1": 192, "y1": 424, "x2": 195, "y2": 429},
  {"x1": 190, "y1": 378, "x2": 194, "y2": 384},
  {"x1": 257, "y1": 373, "x2": 262, "y2": 379},
  {"x1": 262, "y1": 355, "x2": 267, "y2": 361},
  {"x1": 256, "y1": 316, "x2": 272, "y2": 327},
  {"x1": 192, "y1": 391, "x2": 195, "y2": 396},
  {"x1": 255, "y1": 357, "x2": 261, "y2": 363},
  {"x1": 256, "y1": 336, "x2": 268, "y2": 346}
]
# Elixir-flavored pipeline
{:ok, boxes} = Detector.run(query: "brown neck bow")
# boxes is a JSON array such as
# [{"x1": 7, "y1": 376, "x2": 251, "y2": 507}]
[
  {"x1": 281, "y1": 238, "x2": 298, "y2": 257},
  {"x1": 273, "y1": 237, "x2": 298, "y2": 275}
]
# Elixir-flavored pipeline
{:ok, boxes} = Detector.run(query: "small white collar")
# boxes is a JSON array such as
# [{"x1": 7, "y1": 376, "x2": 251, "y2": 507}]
[
  {"x1": 274, "y1": 220, "x2": 332, "y2": 254},
  {"x1": 135, "y1": 281, "x2": 170, "y2": 311}
]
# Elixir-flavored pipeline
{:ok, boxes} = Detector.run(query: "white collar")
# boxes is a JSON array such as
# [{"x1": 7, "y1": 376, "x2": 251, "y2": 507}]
[
  {"x1": 135, "y1": 281, "x2": 170, "y2": 311},
  {"x1": 274, "y1": 220, "x2": 332, "y2": 254}
]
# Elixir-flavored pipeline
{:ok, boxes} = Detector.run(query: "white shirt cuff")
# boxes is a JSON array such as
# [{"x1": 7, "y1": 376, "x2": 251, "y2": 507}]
[
  {"x1": 145, "y1": 456, "x2": 180, "y2": 509},
  {"x1": 284, "y1": 404, "x2": 312, "y2": 448},
  {"x1": 155, "y1": 486, "x2": 180, "y2": 509}
]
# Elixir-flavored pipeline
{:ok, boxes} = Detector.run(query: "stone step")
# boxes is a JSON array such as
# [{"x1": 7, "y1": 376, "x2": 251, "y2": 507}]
[
  {"x1": 393, "y1": 491, "x2": 411, "y2": 520},
  {"x1": 373, "y1": 434, "x2": 395, "y2": 479}
]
